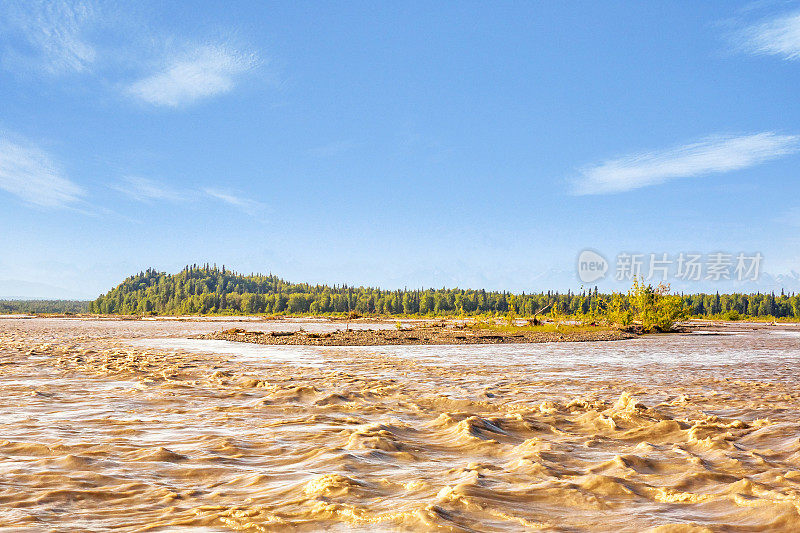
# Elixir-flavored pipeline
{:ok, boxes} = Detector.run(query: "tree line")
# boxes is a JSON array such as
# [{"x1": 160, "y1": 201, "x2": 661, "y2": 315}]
[
  {"x1": 86, "y1": 265, "x2": 800, "y2": 320},
  {"x1": 0, "y1": 300, "x2": 90, "y2": 314}
]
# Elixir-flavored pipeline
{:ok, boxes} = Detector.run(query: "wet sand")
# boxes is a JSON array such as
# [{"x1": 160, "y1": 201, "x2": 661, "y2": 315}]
[{"x1": 1, "y1": 317, "x2": 800, "y2": 531}]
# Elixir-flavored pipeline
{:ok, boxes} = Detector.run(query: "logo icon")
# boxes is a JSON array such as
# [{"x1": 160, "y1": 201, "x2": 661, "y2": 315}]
[{"x1": 577, "y1": 249, "x2": 608, "y2": 283}]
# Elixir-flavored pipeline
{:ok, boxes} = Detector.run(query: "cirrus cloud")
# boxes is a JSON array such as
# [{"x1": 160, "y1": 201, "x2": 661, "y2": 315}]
[
  {"x1": 111, "y1": 177, "x2": 266, "y2": 217},
  {"x1": 126, "y1": 44, "x2": 259, "y2": 107},
  {"x1": 0, "y1": 0, "x2": 97, "y2": 75},
  {"x1": 202, "y1": 187, "x2": 265, "y2": 215},
  {"x1": 573, "y1": 132, "x2": 800, "y2": 195},
  {"x1": 112, "y1": 176, "x2": 188, "y2": 203},
  {"x1": 0, "y1": 137, "x2": 83, "y2": 207},
  {"x1": 739, "y1": 10, "x2": 800, "y2": 60}
]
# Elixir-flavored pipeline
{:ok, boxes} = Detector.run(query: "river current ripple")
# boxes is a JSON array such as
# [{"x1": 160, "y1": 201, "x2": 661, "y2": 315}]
[{"x1": 1, "y1": 318, "x2": 800, "y2": 532}]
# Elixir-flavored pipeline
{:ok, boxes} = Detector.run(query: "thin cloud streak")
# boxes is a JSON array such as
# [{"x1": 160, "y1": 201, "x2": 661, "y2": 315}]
[
  {"x1": 126, "y1": 44, "x2": 258, "y2": 107},
  {"x1": 113, "y1": 176, "x2": 188, "y2": 202},
  {"x1": 111, "y1": 178, "x2": 265, "y2": 216},
  {"x1": 574, "y1": 133, "x2": 800, "y2": 195},
  {"x1": 1, "y1": 0, "x2": 97, "y2": 75},
  {"x1": 0, "y1": 138, "x2": 83, "y2": 207},
  {"x1": 203, "y1": 187, "x2": 265, "y2": 215},
  {"x1": 739, "y1": 10, "x2": 800, "y2": 60}
]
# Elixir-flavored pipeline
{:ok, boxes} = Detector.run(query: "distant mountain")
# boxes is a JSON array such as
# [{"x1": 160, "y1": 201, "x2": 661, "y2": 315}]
[
  {"x1": 773, "y1": 271, "x2": 800, "y2": 292},
  {"x1": 0, "y1": 279, "x2": 91, "y2": 300},
  {"x1": 665, "y1": 271, "x2": 800, "y2": 294}
]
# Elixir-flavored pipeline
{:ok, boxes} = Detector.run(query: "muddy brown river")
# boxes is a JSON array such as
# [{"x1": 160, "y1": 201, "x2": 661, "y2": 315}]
[{"x1": 1, "y1": 318, "x2": 800, "y2": 532}]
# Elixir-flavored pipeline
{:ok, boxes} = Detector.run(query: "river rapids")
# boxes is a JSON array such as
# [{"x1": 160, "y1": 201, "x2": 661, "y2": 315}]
[{"x1": 1, "y1": 318, "x2": 799, "y2": 532}]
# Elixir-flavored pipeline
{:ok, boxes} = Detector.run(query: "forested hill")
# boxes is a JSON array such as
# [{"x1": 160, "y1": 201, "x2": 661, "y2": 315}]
[
  {"x1": 90, "y1": 265, "x2": 569, "y2": 316},
  {"x1": 89, "y1": 265, "x2": 800, "y2": 319}
]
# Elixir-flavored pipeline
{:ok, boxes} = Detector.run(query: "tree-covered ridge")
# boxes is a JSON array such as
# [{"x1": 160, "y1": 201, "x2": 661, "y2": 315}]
[{"x1": 89, "y1": 265, "x2": 800, "y2": 319}]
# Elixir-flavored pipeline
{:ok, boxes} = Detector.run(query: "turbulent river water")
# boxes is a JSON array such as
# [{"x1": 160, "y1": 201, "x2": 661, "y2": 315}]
[{"x1": 1, "y1": 318, "x2": 800, "y2": 532}]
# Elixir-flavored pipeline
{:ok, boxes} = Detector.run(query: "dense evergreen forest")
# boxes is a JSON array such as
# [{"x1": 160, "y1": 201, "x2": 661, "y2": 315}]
[
  {"x1": 87, "y1": 265, "x2": 800, "y2": 320},
  {"x1": 0, "y1": 300, "x2": 90, "y2": 314}
]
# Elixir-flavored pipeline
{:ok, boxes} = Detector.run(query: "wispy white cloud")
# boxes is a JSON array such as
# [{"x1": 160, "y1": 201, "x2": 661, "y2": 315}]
[
  {"x1": 739, "y1": 10, "x2": 800, "y2": 60},
  {"x1": 1, "y1": 0, "x2": 97, "y2": 75},
  {"x1": 126, "y1": 44, "x2": 258, "y2": 107},
  {"x1": 1, "y1": 2, "x2": 264, "y2": 108},
  {"x1": 112, "y1": 178, "x2": 265, "y2": 216},
  {"x1": 202, "y1": 187, "x2": 264, "y2": 215},
  {"x1": 0, "y1": 137, "x2": 83, "y2": 207},
  {"x1": 112, "y1": 176, "x2": 188, "y2": 202},
  {"x1": 573, "y1": 133, "x2": 800, "y2": 195}
]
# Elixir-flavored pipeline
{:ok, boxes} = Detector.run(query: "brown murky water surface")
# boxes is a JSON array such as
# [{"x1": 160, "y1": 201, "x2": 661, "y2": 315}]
[{"x1": 1, "y1": 318, "x2": 800, "y2": 532}]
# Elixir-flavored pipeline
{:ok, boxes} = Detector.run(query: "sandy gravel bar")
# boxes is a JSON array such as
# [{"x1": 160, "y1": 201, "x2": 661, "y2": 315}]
[{"x1": 199, "y1": 324, "x2": 636, "y2": 345}]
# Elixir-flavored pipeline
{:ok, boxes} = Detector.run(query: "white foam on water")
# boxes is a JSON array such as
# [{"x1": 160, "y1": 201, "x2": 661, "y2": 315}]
[
  {"x1": 129, "y1": 338, "x2": 328, "y2": 367},
  {"x1": 771, "y1": 330, "x2": 800, "y2": 337}
]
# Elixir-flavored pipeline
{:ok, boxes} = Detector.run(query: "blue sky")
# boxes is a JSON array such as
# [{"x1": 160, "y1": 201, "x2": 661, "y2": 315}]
[{"x1": 1, "y1": 1, "x2": 800, "y2": 298}]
